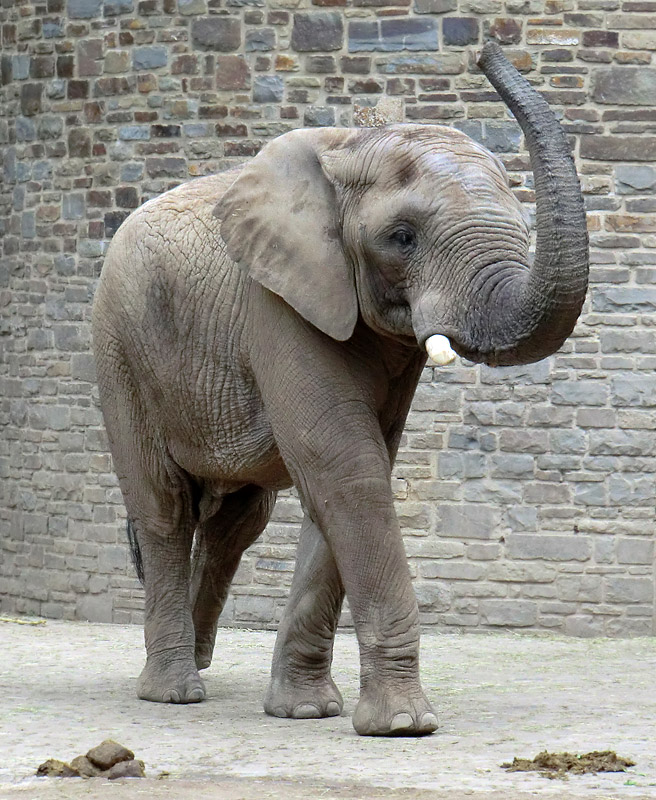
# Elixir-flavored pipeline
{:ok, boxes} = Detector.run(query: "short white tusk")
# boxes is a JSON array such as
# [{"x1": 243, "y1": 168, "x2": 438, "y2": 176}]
[{"x1": 425, "y1": 334, "x2": 456, "y2": 366}]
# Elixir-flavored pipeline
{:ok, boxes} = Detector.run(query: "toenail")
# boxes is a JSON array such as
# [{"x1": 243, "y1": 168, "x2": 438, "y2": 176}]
[
  {"x1": 326, "y1": 702, "x2": 341, "y2": 717},
  {"x1": 389, "y1": 713, "x2": 414, "y2": 732},
  {"x1": 421, "y1": 712, "x2": 438, "y2": 730},
  {"x1": 293, "y1": 703, "x2": 321, "y2": 719}
]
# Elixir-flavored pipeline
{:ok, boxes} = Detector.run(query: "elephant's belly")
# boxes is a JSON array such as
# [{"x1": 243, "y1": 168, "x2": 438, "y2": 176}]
[{"x1": 164, "y1": 409, "x2": 293, "y2": 493}]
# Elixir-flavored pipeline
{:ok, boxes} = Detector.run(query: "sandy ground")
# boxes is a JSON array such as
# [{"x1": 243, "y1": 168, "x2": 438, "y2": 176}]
[{"x1": 0, "y1": 619, "x2": 655, "y2": 800}]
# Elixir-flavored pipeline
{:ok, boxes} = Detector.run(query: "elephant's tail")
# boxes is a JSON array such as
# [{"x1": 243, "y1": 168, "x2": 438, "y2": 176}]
[{"x1": 126, "y1": 519, "x2": 145, "y2": 584}]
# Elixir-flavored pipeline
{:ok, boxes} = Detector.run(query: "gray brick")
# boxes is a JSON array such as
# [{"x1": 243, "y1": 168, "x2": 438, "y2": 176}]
[
  {"x1": 192, "y1": 18, "x2": 242, "y2": 52},
  {"x1": 507, "y1": 534, "x2": 592, "y2": 562},
  {"x1": 488, "y1": 563, "x2": 557, "y2": 583},
  {"x1": 611, "y1": 374, "x2": 656, "y2": 407},
  {"x1": 292, "y1": 12, "x2": 344, "y2": 52},
  {"x1": 62, "y1": 193, "x2": 86, "y2": 220},
  {"x1": 303, "y1": 106, "x2": 335, "y2": 127},
  {"x1": 556, "y1": 575, "x2": 602, "y2": 602},
  {"x1": 551, "y1": 380, "x2": 609, "y2": 406},
  {"x1": 421, "y1": 562, "x2": 485, "y2": 580},
  {"x1": 253, "y1": 76, "x2": 283, "y2": 103},
  {"x1": 68, "y1": 0, "x2": 103, "y2": 18},
  {"x1": 615, "y1": 164, "x2": 656, "y2": 194},
  {"x1": 592, "y1": 67, "x2": 656, "y2": 106},
  {"x1": 76, "y1": 593, "x2": 113, "y2": 623},
  {"x1": 506, "y1": 506, "x2": 538, "y2": 531},
  {"x1": 490, "y1": 454, "x2": 534, "y2": 479},
  {"x1": 439, "y1": 504, "x2": 500, "y2": 540},
  {"x1": 605, "y1": 577, "x2": 653, "y2": 604},
  {"x1": 609, "y1": 474, "x2": 655, "y2": 504},
  {"x1": 233, "y1": 595, "x2": 275, "y2": 624},
  {"x1": 590, "y1": 430, "x2": 656, "y2": 456},
  {"x1": 593, "y1": 287, "x2": 656, "y2": 313},
  {"x1": 616, "y1": 538, "x2": 654, "y2": 565},
  {"x1": 118, "y1": 125, "x2": 150, "y2": 141},
  {"x1": 133, "y1": 46, "x2": 167, "y2": 71},
  {"x1": 414, "y1": 581, "x2": 451, "y2": 612},
  {"x1": 480, "y1": 600, "x2": 537, "y2": 627}
]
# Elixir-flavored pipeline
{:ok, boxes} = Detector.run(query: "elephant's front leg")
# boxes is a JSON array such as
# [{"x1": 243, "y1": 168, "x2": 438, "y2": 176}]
[
  {"x1": 267, "y1": 413, "x2": 437, "y2": 735},
  {"x1": 334, "y1": 488, "x2": 437, "y2": 737},
  {"x1": 264, "y1": 514, "x2": 344, "y2": 719}
]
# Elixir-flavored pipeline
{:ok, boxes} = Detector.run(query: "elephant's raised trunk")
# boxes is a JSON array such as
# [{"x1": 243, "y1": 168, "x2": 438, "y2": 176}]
[{"x1": 454, "y1": 42, "x2": 589, "y2": 367}]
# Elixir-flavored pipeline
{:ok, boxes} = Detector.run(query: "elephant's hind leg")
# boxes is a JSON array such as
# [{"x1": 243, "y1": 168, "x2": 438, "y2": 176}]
[
  {"x1": 191, "y1": 485, "x2": 276, "y2": 671},
  {"x1": 264, "y1": 514, "x2": 344, "y2": 720},
  {"x1": 96, "y1": 342, "x2": 204, "y2": 704}
]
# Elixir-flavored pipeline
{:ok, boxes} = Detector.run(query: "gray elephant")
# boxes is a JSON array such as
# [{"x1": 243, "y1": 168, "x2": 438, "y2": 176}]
[{"x1": 91, "y1": 43, "x2": 588, "y2": 737}]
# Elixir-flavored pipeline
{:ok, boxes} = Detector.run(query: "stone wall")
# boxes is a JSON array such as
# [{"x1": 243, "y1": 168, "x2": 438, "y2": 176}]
[{"x1": 1, "y1": 0, "x2": 655, "y2": 636}]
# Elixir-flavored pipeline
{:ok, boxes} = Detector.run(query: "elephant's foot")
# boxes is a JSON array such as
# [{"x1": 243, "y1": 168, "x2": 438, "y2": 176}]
[
  {"x1": 264, "y1": 673, "x2": 343, "y2": 719},
  {"x1": 352, "y1": 683, "x2": 438, "y2": 737},
  {"x1": 137, "y1": 653, "x2": 206, "y2": 704}
]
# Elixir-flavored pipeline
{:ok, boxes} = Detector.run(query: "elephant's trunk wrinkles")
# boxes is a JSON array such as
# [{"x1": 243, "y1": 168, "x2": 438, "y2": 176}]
[{"x1": 460, "y1": 42, "x2": 589, "y2": 367}]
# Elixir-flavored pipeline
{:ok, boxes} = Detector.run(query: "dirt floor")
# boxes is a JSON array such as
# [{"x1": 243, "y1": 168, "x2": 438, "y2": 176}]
[{"x1": 1, "y1": 619, "x2": 655, "y2": 800}]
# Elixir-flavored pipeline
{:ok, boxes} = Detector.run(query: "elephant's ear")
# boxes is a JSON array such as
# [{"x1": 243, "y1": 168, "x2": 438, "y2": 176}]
[{"x1": 215, "y1": 127, "x2": 359, "y2": 342}]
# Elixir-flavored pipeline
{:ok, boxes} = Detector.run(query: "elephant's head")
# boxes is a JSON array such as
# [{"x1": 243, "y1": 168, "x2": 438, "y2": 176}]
[{"x1": 216, "y1": 43, "x2": 588, "y2": 367}]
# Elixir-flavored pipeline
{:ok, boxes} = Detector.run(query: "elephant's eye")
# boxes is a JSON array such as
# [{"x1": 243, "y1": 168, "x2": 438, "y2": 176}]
[{"x1": 388, "y1": 226, "x2": 417, "y2": 253}]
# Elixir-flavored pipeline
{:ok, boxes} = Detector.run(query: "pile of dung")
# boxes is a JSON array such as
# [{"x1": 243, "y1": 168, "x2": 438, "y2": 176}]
[
  {"x1": 502, "y1": 750, "x2": 635, "y2": 779},
  {"x1": 36, "y1": 739, "x2": 145, "y2": 780}
]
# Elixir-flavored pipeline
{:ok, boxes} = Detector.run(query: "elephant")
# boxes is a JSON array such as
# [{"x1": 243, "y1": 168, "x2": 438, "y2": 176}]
[{"x1": 91, "y1": 42, "x2": 588, "y2": 737}]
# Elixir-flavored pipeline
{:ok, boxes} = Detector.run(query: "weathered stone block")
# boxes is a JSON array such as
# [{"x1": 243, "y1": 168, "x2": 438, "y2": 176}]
[
  {"x1": 104, "y1": 51, "x2": 130, "y2": 74},
  {"x1": 605, "y1": 576, "x2": 653, "y2": 604},
  {"x1": 292, "y1": 12, "x2": 344, "y2": 52},
  {"x1": 349, "y1": 18, "x2": 438, "y2": 52},
  {"x1": 439, "y1": 504, "x2": 500, "y2": 540},
  {"x1": 253, "y1": 75, "x2": 284, "y2": 102},
  {"x1": 414, "y1": 581, "x2": 451, "y2": 612},
  {"x1": 246, "y1": 28, "x2": 275, "y2": 51},
  {"x1": 443, "y1": 17, "x2": 479, "y2": 46},
  {"x1": 62, "y1": 193, "x2": 86, "y2": 220},
  {"x1": 68, "y1": 0, "x2": 102, "y2": 18},
  {"x1": 104, "y1": 0, "x2": 134, "y2": 13},
  {"x1": 304, "y1": 106, "x2": 335, "y2": 126},
  {"x1": 593, "y1": 67, "x2": 656, "y2": 106},
  {"x1": 178, "y1": 0, "x2": 207, "y2": 13},
  {"x1": 611, "y1": 374, "x2": 656, "y2": 407},
  {"x1": 616, "y1": 538, "x2": 654, "y2": 565},
  {"x1": 480, "y1": 599, "x2": 537, "y2": 626},
  {"x1": 118, "y1": 125, "x2": 150, "y2": 141},
  {"x1": 592, "y1": 286, "x2": 656, "y2": 311},
  {"x1": 414, "y1": 0, "x2": 457, "y2": 11},
  {"x1": 485, "y1": 17, "x2": 522, "y2": 44},
  {"x1": 217, "y1": 55, "x2": 251, "y2": 89},
  {"x1": 507, "y1": 534, "x2": 592, "y2": 561},
  {"x1": 551, "y1": 380, "x2": 609, "y2": 406},
  {"x1": 69, "y1": 128, "x2": 92, "y2": 158},
  {"x1": 609, "y1": 474, "x2": 655, "y2": 504},
  {"x1": 133, "y1": 46, "x2": 167, "y2": 71},
  {"x1": 104, "y1": 211, "x2": 131, "y2": 237},
  {"x1": 192, "y1": 18, "x2": 242, "y2": 52},
  {"x1": 233, "y1": 594, "x2": 275, "y2": 623},
  {"x1": 21, "y1": 83, "x2": 42, "y2": 116}
]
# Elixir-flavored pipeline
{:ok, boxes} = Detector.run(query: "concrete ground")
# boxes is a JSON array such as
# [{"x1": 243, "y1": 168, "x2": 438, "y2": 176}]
[{"x1": 0, "y1": 619, "x2": 655, "y2": 800}]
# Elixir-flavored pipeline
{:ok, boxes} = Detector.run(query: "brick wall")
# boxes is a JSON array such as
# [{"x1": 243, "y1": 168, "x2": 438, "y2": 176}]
[{"x1": 1, "y1": 0, "x2": 655, "y2": 636}]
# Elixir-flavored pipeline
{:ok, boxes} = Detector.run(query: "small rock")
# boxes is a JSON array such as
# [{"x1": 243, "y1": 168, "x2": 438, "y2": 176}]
[
  {"x1": 70, "y1": 755, "x2": 102, "y2": 778},
  {"x1": 86, "y1": 740, "x2": 134, "y2": 771},
  {"x1": 106, "y1": 759, "x2": 146, "y2": 780},
  {"x1": 36, "y1": 759, "x2": 78, "y2": 778}
]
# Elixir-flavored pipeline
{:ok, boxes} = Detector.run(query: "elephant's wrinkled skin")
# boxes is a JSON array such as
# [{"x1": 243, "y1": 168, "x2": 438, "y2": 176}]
[{"x1": 92, "y1": 44, "x2": 588, "y2": 737}]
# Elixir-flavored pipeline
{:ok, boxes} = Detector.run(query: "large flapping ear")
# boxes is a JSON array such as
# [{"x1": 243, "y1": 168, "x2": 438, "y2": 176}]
[{"x1": 215, "y1": 127, "x2": 360, "y2": 342}]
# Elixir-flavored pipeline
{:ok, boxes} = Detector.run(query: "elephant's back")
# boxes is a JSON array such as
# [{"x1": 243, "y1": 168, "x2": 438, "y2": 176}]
[{"x1": 94, "y1": 167, "x2": 245, "y2": 338}]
